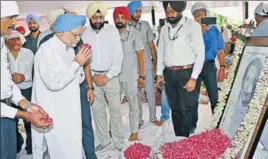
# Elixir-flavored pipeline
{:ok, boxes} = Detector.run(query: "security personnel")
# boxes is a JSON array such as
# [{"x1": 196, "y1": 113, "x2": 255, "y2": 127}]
[
  {"x1": 127, "y1": 1, "x2": 162, "y2": 127},
  {"x1": 157, "y1": 1, "x2": 205, "y2": 137},
  {"x1": 113, "y1": 6, "x2": 145, "y2": 141}
]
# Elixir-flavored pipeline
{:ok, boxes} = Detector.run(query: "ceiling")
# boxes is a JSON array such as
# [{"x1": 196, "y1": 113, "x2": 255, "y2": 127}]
[{"x1": 17, "y1": 1, "x2": 159, "y2": 18}]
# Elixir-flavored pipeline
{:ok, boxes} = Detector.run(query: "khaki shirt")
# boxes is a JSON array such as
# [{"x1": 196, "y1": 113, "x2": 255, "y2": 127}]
[
  {"x1": 119, "y1": 25, "x2": 144, "y2": 82},
  {"x1": 128, "y1": 20, "x2": 154, "y2": 70}
]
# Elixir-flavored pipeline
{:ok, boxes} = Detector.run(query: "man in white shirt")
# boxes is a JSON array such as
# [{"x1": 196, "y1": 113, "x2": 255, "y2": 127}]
[
  {"x1": 6, "y1": 30, "x2": 35, "y2": 154},
  {"x1": 31, "y1": 13, "x2": 91, "y2": 159},
  {"x1": 82, "y1": 2, "x2": 125, "y2": 152},
  {"x1": 1, "y1": 1, "x2": 51, "y2": 158},
  {"x1": 156, "y1": 1, "x2": 205, "y2": 137}
]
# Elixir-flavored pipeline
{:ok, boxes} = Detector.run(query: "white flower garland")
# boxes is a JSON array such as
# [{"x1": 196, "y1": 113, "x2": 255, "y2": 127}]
[
  {"x1": 221, "y1": 56, "x2": 268, "y2": 158},
  {"x1": 209, "y1": 40, "x2": 244, "y2": 129}
]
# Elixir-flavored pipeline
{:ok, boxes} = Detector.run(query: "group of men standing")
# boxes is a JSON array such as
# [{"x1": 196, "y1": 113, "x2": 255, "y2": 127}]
[{"x1": 1, "y1": 1, "x2": 268, "y2": 159}]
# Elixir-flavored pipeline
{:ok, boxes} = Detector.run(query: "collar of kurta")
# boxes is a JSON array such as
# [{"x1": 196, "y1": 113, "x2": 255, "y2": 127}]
[{"x1": 52, "y1": 34, "x2": 70, "y2": 51}]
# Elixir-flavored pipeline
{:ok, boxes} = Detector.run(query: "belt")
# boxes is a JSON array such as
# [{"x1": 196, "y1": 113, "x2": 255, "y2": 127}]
[
  {"x1": 0, "y1": 98, "x2": 12, "y2": 106},
  {"x1": 92, "y1": 69, "x2": 108, "y2": 73},
  {"x1": 166, "y1": 64, "x2": 193, "y2": 71},
  {"x1": 205, "y1": 60, "x2": 215, "y2": 63}
]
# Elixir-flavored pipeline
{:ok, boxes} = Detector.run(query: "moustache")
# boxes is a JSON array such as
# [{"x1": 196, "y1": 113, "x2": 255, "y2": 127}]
[{"x1": 115, "y1": 22, "x2": 125, "y2": 29}]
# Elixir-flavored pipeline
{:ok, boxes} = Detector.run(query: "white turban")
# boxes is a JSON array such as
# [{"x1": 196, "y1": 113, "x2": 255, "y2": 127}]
[
  {"x1": 191, "y1": 2, "x2": 210, "y2": 16},
  {"x1": 86, "y1": 2, "x2": 108, "y2": 19},
  {"x1": 46, "y1": 8, "x2": 65, "y2": 25},
  {"x1": 1, "y1": 1, "x2": 20, "y2": 18},
  {"x1": 254, "y1": 2, "x2": 268, "y2": 16},
  {"x1": 6, "y1": 30, "x2": 26, "y2": 45}
]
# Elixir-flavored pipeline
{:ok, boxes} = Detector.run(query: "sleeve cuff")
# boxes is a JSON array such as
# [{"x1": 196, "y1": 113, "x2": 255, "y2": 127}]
[
  {"x1": 70, "y1": 61, "x2": 81, "y2": 73},
  {"x1": 24, "y1": 73, "x2": 31, "y2": 82},
  {"x1": 1, "y1": 103, "x2": 17, "y2": 118},
  {"x1": 106, "y1": 71, "x2": 113, "y2": 79},
  {"x1": 11, "y1": 84, "x2": 25, "y2": 105},
  {"x1": 191, "y1": 73, "x2": 199, "y2": 80}
]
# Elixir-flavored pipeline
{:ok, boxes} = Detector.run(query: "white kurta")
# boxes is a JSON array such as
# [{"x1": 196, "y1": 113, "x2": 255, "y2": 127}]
[{"x1": 31, "y1": 35, "x2": 85, "y2": 159}]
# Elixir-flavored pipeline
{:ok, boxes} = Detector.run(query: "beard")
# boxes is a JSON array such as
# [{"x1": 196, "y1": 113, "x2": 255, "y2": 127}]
[
  {"x1": 131, "y1": 15, "x2": 140, "y2": 22},
  {"x1": 90, "y1": 20, "x2": 104, "y2": 30},
  {"x1": 29, "y1": 26, "x2": 39, "y2": 33},
  {"x1": 115, "y1": 22, "x2": 125, "y2": 29},
  {"x1": 166, "y1": 15, "x2": 183, "y2": 24}
]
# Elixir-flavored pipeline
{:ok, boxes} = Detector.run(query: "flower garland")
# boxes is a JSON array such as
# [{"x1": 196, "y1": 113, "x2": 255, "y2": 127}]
[
  {"x1": 221, "y1": 56, "x2": 268, "y2": 158},
  {"x1": 209, "y1": 40, "x2": 244, "y2": 129},
  {"x1": 158, "y1": 129, "x2": 231, "y2": 159}
]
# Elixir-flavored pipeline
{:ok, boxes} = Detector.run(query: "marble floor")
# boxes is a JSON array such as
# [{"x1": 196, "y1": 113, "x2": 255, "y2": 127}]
[{"x1": 17, "y1": 101, "x2": 267, "y2": 159}]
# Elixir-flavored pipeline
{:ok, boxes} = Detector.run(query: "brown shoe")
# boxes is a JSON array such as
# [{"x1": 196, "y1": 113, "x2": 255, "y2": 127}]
[{"x1": 128, "y1": 133, "x2": 138, "y2": 141}]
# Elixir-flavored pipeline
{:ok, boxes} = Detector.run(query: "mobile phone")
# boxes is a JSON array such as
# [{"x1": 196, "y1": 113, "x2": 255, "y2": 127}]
[
  {"x1": 159, "y1": 19, "x2": 165, "y2": 27},
  {"x1": 201, "y1": 17, "x2": 217, "y2": 25}
]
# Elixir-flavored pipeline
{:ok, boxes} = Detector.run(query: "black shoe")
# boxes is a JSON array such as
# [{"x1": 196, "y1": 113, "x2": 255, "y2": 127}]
[
  {"x1": 26, "y1": 148, "x2": 32, "y2": 155},
  {"x1": 25, "y1": 144, "x2": 32, "y2": 155},
  {"x1": 17, "y1": 134, "x2": 24, "y2": 153}
]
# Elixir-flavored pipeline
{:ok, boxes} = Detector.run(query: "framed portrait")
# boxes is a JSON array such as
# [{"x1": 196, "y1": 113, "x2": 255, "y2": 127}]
[
  {"x1": 219, "y1": 37, "x2": 268, "y2": 158},
  {"x1": 243, "y1": 96, "x2": 268, "y2": 159}
]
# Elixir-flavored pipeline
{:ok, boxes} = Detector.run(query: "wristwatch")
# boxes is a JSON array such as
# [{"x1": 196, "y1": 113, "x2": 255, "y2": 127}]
[
  {"x1": 87, "y1": 86, "x2": 94, "y2": 91},
  {"x1": 220, "y1": 65, "x2": 226, "y2": 68},
  {"x1": 139, "y1": 76, "x2": 146, "y2": 80}
]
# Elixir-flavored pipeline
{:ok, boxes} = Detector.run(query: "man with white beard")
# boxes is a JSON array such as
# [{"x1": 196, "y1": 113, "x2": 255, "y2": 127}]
[{"x1": 31, "y1": 13, "x2": 91, "y2": 159}]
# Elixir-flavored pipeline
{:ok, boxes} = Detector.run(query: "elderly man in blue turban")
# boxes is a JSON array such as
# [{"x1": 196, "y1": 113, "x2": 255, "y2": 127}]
[
  {"x1": 127, "y1": 1, "x2": 162, "y2": 127},
  {"x1": 31, "y1": 13, "x2": 92, "y2": 159},
  {"x1": 24, "y1": 14, "x2": 41, "y2": 54}
]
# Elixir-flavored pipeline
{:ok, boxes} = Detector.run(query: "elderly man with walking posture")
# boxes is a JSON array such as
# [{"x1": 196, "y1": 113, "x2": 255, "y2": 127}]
[
  {"x1": 82, "y1": 2, "x2": 125, "y2": 152},
  {"x1": 113, "y1": 6, "x2": 145, "y2": 141},
  {"x1": 1, "y1": 1, "x2": 51, "y2": 159},
  {"x1": 157, "y1": 1, "x2": 205, "y2": 137},
  {"x1": 31, "y1": 13, "x2": 91, "y2": 159}
]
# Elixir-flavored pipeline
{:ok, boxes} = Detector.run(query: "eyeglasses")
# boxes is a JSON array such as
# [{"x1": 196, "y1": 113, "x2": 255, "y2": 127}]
[{"x1": 69, "y1": 31, "x2": 81, "y2": 38}]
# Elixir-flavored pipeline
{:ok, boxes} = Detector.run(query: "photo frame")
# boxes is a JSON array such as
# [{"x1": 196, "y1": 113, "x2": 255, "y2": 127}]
[
  {"x1": 244, "y1": 96, "x2": 268, "y2": 158},
  {"x1": 219, "y1": 37, "x2": 268, "y2": 158}
]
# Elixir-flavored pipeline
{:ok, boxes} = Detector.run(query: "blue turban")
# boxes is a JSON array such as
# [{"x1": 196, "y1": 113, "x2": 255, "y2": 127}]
[
  {"x1": 127, "y1": 1, "x2": 143, "y2": 16},
  {"x1": 54, "y1": 13, "x2": 86, "y2": 32},
  {"x1": 26, "y1": 14, "x2": 41, "y2": 26}
]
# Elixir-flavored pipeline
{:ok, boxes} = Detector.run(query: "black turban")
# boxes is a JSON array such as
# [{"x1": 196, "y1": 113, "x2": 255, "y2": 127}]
[{"x1": 163, "y1": 1, "x2": 187, "y2": 13}]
